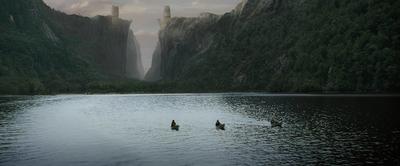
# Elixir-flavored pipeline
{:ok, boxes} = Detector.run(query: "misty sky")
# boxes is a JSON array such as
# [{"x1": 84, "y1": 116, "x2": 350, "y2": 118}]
[{"x1": 43, "y1": 0, "x2": 241, "y2": 71}]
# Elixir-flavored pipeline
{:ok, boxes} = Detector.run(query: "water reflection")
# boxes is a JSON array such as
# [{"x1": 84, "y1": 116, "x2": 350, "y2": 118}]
[
  {"x1": 221, "y1": 95, "x2": 400, "y2": 165},
  {"x1": 0, "y1": 94, "x2": 399, "y2": 165}
]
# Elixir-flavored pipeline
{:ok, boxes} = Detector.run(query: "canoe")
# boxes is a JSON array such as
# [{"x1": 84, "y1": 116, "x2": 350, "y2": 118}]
[
  {"x1": 271, "y1": 120, "x2": 282, "y2": 127},
  {"x1": 216, "y1": 124, "x2": 225, "y2": 130},
  {"x1": 171, "y1": 125, "x2": 179, "y2": 130}
]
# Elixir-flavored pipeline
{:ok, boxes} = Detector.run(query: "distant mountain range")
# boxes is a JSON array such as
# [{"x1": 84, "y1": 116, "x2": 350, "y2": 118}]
[
  {"x1": 0, "y1": 0, "x2": 143, "y2": 94},
  {"x1": 146, "y1": 0, "x2": 400, "y2": 92}
]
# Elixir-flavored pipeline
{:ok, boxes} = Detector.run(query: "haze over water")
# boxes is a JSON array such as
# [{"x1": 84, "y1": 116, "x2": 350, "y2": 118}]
[{"x1": 0, "y1": 94, "x2": 399, "y2": 165}]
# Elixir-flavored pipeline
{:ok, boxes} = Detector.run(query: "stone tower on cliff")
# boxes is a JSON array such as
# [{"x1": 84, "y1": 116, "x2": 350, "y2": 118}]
[
  {"x1": 160, "y1": 6, "x2": 171, "y2": 29},
  {"x1": 111, "y1": 6, "x2": 119, "y2": 24},
  {"x1": 112, "y1": 6, "x2": 119, "y2": 18}
]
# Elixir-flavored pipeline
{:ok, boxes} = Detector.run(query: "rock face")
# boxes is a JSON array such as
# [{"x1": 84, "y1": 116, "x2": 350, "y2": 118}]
[
  {"x1": 91, "y1": 15, "x2": 132, "y2": 78},
  {"x1": 126, "y1": 29, "x2": 145, "y2": 79},
  {"x1": 48, "y1": 8, "x2": 143, "y2": 79},
  {"x1": 0, "y1": 0, "x2": 143, "y2": 94},
  {"x1": 145, "y1": 0, "x2": 400, "y2": 92},
  {"x1": 145, "y1": 13, "x2": 220, "y2": 81},
  {"x1": 144, "y1": 41, "x2": 162, "y2": 81}
]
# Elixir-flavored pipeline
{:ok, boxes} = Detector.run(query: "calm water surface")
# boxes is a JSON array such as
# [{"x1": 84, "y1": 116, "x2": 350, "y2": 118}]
[{"x1": 0, "y1": 94, "x2": 399, "y2": 165}]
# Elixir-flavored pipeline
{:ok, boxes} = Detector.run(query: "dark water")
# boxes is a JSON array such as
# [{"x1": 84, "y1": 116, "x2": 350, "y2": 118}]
[{"x1": 0, "y1": 94, "x2": 399, "y2": 166}]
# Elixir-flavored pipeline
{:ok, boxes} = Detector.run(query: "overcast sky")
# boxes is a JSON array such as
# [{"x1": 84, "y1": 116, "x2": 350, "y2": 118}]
[{"x1": 43, "y1": 0, "x2": 241, "y2": 71}]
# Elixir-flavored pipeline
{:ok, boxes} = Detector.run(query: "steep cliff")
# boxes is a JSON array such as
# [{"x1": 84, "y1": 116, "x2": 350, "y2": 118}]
[
  {"x1": 145, "y1": 13, "x2": 220, "y2": 81},
  {"x1": 145, "y1": 41, "x2": 162, "y2": 81},
  {"x1": 126, "y1": 29, "x2": 145, "y2": 79},
  {"x1": 45, "y1": 6, "x2": 143, "y2": 79},
  {"x1": 146, "y1": 0, "x2": 400, "y2": 92},
  {"x1": 0, "y1": 0, "x2": 143, "y2": 94}
]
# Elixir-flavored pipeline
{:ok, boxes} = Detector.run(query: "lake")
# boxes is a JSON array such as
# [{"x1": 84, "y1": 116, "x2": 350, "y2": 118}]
[{"x1": 0, "y1": 94, "x2": 399, "y2": 165}]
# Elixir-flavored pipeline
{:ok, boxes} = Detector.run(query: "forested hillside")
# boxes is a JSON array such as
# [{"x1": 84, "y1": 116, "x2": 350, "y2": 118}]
[
  {"x1": 146, "y1": 0, "x2": 400, "y2": 92},
  {"x1": 0, "y1": 0, "x2": 143, "y2": 94}
]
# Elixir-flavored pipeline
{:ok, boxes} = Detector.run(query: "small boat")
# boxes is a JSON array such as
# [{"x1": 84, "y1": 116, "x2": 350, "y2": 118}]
[
  {"x1": 171, "y1": 125, "x2": 179, "y2": 130},
  {"x1": 271, "y1": 119, "x2": 282, "y2": 128},
  {"x1": 216, "y1": 124, "x2": 225, "y2": 130}
]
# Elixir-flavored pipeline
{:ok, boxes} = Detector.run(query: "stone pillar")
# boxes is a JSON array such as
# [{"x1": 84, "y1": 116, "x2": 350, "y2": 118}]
[
  {"x1": 112, "y1": 6, "x2": 119, "y2": 18},
  {"x1": 160, "y1": 6, "x2": 171, "y2": 29}
]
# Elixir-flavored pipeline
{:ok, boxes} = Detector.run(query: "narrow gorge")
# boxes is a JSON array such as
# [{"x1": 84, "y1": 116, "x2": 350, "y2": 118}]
[{"x1": 1, "y1": 0, "x2": 399, "y2": 94}]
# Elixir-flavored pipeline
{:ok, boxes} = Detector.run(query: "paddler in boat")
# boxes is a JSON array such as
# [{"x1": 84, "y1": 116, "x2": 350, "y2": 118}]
[
  {"x1": 215, "y1": 120, "x2": 225, "y2": 130},
  {"x1": 216, "y1": 120, "x2": 221, "y2": 126},
  {"x1": 171, "y1": 120, "x2": 177, "y2": 127}
]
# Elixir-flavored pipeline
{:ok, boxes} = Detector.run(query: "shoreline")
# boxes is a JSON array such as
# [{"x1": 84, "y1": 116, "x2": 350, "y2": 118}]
[{"x1": 1, "y1": 92, "x2": 400, "y2": 97}]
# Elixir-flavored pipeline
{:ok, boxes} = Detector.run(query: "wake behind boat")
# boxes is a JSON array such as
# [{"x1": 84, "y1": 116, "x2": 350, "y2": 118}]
[{"x1": 216, "y1": 124, "x2": 225, "y2": 130}]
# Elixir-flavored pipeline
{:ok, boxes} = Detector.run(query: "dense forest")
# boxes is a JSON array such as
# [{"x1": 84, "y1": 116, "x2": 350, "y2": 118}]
[
  {"x1": 147, "y1": 0, "x2": 400, "y2": 92},
  {"x1": 0, "y1": 0, "x2": 91, "y2": 94}
]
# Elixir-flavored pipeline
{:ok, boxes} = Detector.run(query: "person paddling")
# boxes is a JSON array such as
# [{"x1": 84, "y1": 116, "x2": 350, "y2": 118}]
[
  {"x1": 171, "y1": 120, "x2": 177, "y2": 127},
  {"x1": 215, "y1": 120, "x2": 221, "y2": 126},
  {"x1": 171, "y1": 120, "x2": 179, "y2": 130},
  {"x1": 215, "y1": 120, "x2": 225, "y2": 130}
]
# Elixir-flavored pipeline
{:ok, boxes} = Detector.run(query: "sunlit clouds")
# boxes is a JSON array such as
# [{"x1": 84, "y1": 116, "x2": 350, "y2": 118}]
[{"x1": 43, "y1": 0, "x2": 241, "y2": 71}]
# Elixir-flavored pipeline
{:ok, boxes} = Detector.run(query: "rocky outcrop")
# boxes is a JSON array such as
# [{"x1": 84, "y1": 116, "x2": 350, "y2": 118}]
[
  {"x1": 41, "y1": 22, "x2": 59, "y2": 43},
  {"x1": 89, "y1": 15, "x2": 132, "y2": 78},
  {"x1": 44, "y1": 1, "x2": 143, "y2": 79},
  {"x1": 145, "y1": 0, "x2": 400, "y2": 92},
  {"x1": 145, "y1": 13, "x2": 220, "y2": 81}
]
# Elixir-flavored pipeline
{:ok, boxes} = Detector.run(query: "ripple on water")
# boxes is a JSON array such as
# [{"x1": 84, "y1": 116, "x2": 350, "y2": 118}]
[{"x1": 0, "y1": 94, "x2": 399, "y2": 165}]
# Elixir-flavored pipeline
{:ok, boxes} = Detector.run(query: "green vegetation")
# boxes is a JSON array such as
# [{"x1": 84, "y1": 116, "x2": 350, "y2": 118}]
[
  {"x1": 156, "y1": 0, "x2": 400, "y2": 92},
  {"x1": 1, "y1": 0, "x2": 399, "y2": 94},
  {"x1": 0, "y1": 0, "x2": 142, "y2": 95},
  {"x1": 0, "y1": 0, "x2": 100, "y2": 94}
]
